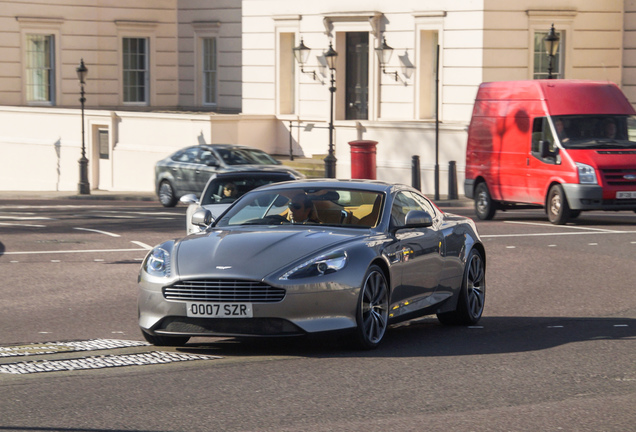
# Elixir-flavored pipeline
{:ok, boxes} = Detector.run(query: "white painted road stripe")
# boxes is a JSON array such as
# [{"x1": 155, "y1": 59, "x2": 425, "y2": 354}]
[
  {"x1": 504, "y1": 221, "x2": 625, "y2": 233},
  {"x1": 74, "y1": 227, "x2": 121, "y2": 237},
  {"x1": 482, "y1": 230, "x2": 636, "y2": 238},
  {"x1": 131, "y1": 241, "x2": 153, "y2": 250},
  {"x1": 1, "y1": 248, "x2": 147, "y2": 255},
  {"x1": 0, "y1": 222, "x2": 46, "y2": 228}
]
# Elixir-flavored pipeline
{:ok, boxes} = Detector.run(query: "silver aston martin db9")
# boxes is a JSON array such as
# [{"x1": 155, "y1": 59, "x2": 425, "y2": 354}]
[{"x1": 138, "y1": 179, "x2": 486, "y2": 349}]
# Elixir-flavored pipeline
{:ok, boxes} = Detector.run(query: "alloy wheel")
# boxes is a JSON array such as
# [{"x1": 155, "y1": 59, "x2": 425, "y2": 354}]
[
  {"x1": 358, "y1": 267, "x2": 389, "y2": 348},
  {"x1": 466, "y1": 251, "x2": 486, "y2": 320}
]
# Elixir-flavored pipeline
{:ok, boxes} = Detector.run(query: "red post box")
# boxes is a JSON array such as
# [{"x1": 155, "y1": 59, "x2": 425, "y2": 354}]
[{"x1": 349, "y1": 140, "x2": 377, "y2": 179}]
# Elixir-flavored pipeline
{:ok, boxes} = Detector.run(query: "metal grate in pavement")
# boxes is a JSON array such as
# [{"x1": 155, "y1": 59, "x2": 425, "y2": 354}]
[
  {"x1": 0, "y1": 339, "x2": 149, "y2": 358},
  {"x1": 0, "y1": 351, "x2": 218, "y2": 374}
]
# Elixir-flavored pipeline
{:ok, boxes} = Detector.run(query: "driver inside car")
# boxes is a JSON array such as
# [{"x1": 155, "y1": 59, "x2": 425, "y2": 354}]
[{"x1": 287, "y1": 193, "x2": 321, "y2": 224}]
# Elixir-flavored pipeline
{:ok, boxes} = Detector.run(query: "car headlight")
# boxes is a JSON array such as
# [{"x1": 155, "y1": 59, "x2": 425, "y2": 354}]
[
  {"x1": 576, "y1": 162, "x2": 598, "y2": 185},
  {"x1": 143, "y1": 247, "x2": 171, "y2": 278},
  {"x1": 280, "y1": 251, "x2": 348, "y2": 280}
]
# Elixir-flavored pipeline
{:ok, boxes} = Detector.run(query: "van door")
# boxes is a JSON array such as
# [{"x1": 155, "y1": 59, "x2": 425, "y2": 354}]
[
  {"x1": 497, "y1": 106, "x2": 531, "y2": 203},
  {"x1": 527, "y1": 117, "x2": 562, "y2": 204}
]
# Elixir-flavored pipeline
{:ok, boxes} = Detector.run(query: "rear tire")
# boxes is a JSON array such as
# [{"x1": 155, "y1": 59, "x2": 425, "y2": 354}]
[
  {"x1": 158, "y1": 180, "x2": 178, "y2": 207},
  {"x1": 141, "y1": 330, "x2": 190, "y2": 347},
  {"x1": 547, "y1": 184, "x2": 571, "y2": 225},
  {"x1": 474, "y1": 182, "x2": 496, "y2": 220},
  {"x1": 437, "y1": 248, "x2": 486, "y2": 326}
]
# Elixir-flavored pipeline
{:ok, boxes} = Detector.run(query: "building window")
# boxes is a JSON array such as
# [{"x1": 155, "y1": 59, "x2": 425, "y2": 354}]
[
  {"x1": 533, "y1": 30, "x2": 563, "y2": 79},
  {"x1": 25, "y1": 34, "x2": 54, "y2": 103},
  {"x1": 278, "y1": 32, "x2": 295, "y2": 115},
  {"x1": 98, "y1": 128, "x2": 109, "y2": 160},
  {"x1": 202, "y1": 37, "x2": 217, "y2": 105},
  {"x1": 418, "y1": 30, "x2": 439, "y2": 119},
  {"x1": 345, "y1": 32, "x2": 369, "y2": 120},
  {"x1": 123, "y1": 37, "x2": 148, "y2": 103}
]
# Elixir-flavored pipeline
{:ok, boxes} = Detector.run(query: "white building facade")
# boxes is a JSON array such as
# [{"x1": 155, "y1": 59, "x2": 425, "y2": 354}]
[{"x1": 0, "y1": 0, "x2": 634, "y2": 194}]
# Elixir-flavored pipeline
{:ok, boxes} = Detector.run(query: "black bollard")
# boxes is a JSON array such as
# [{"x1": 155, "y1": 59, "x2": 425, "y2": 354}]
[
  {"x1": 411, "y1": 155, "x2": 421, "y2": 191},
  {"x1": 448, "y1": 160, "x2": 458, "y2": 200}
]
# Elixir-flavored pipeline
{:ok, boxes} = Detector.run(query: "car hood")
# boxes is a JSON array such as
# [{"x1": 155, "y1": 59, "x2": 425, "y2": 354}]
[{"x1": 174, "y1": 227, "x2": 357, "y2": 279}]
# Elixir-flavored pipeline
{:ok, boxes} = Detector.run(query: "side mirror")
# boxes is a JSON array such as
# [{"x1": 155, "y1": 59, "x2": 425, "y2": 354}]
[
  {"x1": 404, "y1": 210, "x2": 433, "y2": 228},
  {"x1": 206, "y1": 159, "x2": 219, "y2": 167},
  {"x1": 540, "y1": 140, "x2": 558, "y2": 159},
  {"x1": 180, "y1": 194, "x2": 199, "y2": 205},
  {"x1": 192, "y1": 209, "x2": 213, "y2": 228},
  {"x1": 391, "y1": 210, "x2": 433, "y2": 234}
]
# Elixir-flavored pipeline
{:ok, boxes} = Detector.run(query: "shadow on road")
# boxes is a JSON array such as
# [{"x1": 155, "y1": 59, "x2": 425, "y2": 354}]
[{"x1": 175, "y1": 315, "x2": 635, "y2": 358}]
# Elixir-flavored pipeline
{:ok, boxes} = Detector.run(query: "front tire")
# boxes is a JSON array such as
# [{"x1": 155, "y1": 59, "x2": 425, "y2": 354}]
[
  {"x1": 547, "y1": 184, "x2": 571, "y2": 225},
  {"x1": 437, "y1": 248, "x2": 486, "y2": 326},
  {"x1": 354, "y1": 265, "x2": 389, "y2": 350},
  {"x1": 158, "y1": 180, "x2": 178, "y2": 207},
  {"x1": 141, "y1": 330, "x2": 190, "y2": 347},
  {"x1": 474, "y1": 182, "x2": 496, "y2": 220}
]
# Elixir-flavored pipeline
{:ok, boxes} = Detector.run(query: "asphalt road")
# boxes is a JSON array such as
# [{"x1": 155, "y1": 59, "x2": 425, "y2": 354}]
[{"x1": 0, "y1": 198, "x2": 634, "y2": 432}]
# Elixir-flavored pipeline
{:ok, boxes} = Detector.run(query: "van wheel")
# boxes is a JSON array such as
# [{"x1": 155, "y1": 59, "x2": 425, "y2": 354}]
[
  {"x1": 474, "y1": 183, "x2": 496, "y2": 220},
  {"x1": 547, "y1": 184, "x2": 571, "y2": 225}
]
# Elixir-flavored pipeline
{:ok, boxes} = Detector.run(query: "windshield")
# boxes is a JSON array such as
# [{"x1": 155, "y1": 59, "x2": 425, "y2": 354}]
[
  {"x1": 215, "y1": 148, "x2": 280, "y2": 165},
  {"x1": 200, "y1": 174, "x2": 295, "y2": 205},
  {"x1": 551, "y1": 115, "x2": 636, "y2": 149},
  {"x1": 215, "y1": 187, "x2": 384, "y2": 228}
]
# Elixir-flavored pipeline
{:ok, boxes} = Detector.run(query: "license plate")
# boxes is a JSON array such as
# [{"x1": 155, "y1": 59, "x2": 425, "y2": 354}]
[
  {"x1": 616, "y1": 191, "x2": 636, "y2": 199},
  {"x1": 186, "y1": 303, "x2": 253, "y2": 318}
]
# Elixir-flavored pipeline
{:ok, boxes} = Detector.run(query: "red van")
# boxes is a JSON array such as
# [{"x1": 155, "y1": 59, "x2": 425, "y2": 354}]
[{"x1": 464, "y1": 79, "x2": 636, "y2": 224}]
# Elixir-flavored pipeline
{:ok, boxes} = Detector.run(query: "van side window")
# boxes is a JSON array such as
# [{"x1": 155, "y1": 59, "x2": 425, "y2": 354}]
[{"x1": 531, "y1": 117, "x2": 558, "y2": 164}]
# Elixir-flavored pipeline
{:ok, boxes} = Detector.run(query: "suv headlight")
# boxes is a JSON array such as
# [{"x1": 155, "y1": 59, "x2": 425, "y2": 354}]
[
  {"x1": 280, "y1": 251, "x2": 348, "y2": 280},
  {"x1": 576, "y1": 163, "x2": 598, "y2": 185}
]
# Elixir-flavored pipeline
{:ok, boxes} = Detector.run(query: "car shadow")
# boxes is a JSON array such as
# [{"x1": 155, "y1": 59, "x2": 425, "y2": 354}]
[{"x1": 175, "y1": 315, "x2": 635, "y2": 358}]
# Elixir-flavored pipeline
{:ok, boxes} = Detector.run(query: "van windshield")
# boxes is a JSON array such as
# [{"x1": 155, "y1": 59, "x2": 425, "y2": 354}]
[{"x1": 551, "y1": 115, "x2": 636, "y2": 149}]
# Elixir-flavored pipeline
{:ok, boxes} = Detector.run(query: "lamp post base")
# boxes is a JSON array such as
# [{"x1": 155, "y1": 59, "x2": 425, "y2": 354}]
[
  {"x1": 324, "y1": 153, "x2": 337, "y2": 179},
  {"x1": 78, "y1": 156, "x2": 90, "y2": 195}
]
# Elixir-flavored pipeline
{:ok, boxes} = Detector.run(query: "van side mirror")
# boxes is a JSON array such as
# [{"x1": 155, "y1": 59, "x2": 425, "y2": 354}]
[{"x1": 540, "y1": 140, "x2": 559, "y2": 159}]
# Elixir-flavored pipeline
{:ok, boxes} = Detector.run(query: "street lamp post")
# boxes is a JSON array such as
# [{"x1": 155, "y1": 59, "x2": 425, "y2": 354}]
[
  {"x1": 544, "y1": 24, "x2": 560, "y2": 79},
  {"x1": 292, "y1": 39, "x2": 338, "y2": 178},
  {"x1": 324, "y1": 42, "x2": 338, "y2": 178},
  {"x1": 76, "y1": 59, "x2": 90, "y2": 194}
]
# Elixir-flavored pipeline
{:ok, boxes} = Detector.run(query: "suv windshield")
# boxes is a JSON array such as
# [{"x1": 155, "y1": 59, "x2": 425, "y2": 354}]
[
  {"x1": 200, "y1": 174, "x2": 295, "y2": 205},
  {"x1": 551, "y1": 115, "x2": 636, "y2": 149}
]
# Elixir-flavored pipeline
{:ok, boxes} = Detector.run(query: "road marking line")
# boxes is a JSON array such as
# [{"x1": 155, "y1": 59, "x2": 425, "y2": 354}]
[
  {"x1": 614, "y1": 324, "x2": 629, "y2": 327},
  {"x1": 504, "y1": 221, "x2": 623, "y2": 233},
  {"x1": 0, "y1": 216, "x2": 52, "y2": 220},
  {"x1": 0, "y1": 222, "x2": 46, "y2": 228},
  {"x1": 482, "y1": 230, "x2": 636, "y2": 238},
  {"x1": 547, "y1": 326, "x2": 564, "y2": 328},
  {"x1": 1, "y1": 248, "x2": 147, "y2": 255},
  {"x1": 131, "y1": 241, "x2": 153, "y2": 250},
  {"x1": 74, "y1": 227, "x2": 120, "y2": 237}
]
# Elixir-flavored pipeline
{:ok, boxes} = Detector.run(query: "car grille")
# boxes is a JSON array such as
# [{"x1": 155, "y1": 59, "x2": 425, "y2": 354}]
[
  {"x1": 599, "y1": 168, "x2": 636, "y2": 186},
  {"x1": 163, "y1": 279, "x2": 285, "y2": 303}
]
